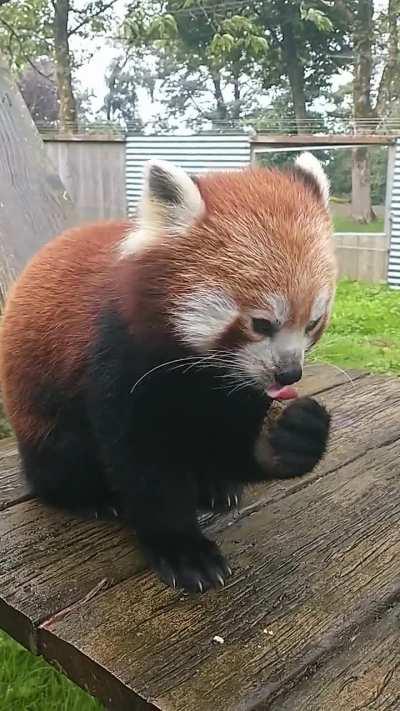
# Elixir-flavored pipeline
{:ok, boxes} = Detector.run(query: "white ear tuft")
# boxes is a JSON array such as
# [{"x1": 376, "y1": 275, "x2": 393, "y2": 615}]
[
  {"x1": 119, "y1": 160, "x2": 205, "y2": 257},
  {"x1": 295, "y1": 152, "x2": 330, "y2": 207},
  {"x1": 141, "y1": 159, "x2": 204, "y2": 233}
]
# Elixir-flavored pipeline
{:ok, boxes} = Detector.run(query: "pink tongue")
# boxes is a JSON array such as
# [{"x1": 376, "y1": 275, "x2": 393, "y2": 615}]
[{"x1": 266, "y1": 384, "x2": 298, "y2": 401}]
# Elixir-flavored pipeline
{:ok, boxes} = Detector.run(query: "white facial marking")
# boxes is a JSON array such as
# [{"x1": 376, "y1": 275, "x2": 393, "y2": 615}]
[
  {"x1": 236, "y1": 339, "x2": 274, "y2": 384},
  {"x1": 260, "y1": 293, "x2": 290, "y2": 323},
  {"x1": 173, "y1": 288, "x2": 239, "y2": 351},
  {"x1": 120, "y1": 159, "x2": 205, "y2": 257},
  {"x1": 295, "y1": 152, "x2": 330, "y2": 207}
]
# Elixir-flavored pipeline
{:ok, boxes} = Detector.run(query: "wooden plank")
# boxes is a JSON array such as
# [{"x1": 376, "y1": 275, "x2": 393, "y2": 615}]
[
  {"x1": 0, "y1": 438, "x2": 30, "y2": 510},
  {"x1": 273, "y1": 604, "x2": 400, "y2": 710},
  {"x1": 0, "y1": 60, "x2": 75, "y2": 297},
  {"x1": 42, "y1": 134, "x2": 125, "y2": 143},
  {"x1": 30, "y1": 374, "x2": 400, "y2": 710},
  {"x1": 45, "y1": 139, "x2": 127, "y2": 222},
  {"x1": 297, "y1": 363, "x2": 365, "y2": 397},
  {"x1": 0, "y1": 502, "x2": 145, "y2": 650},
  {"x1": 251, "y1": 134, "x2": 394, "y2": 147},
  {"x1": 0, "y1": 370, "x2": 382, "y2": 650},
  {"x1": 0, "y1": 365, "x2": 364, "y2": 632},
  {"x1": 0, "y1": 365, "x2": 360, "y2": 651},
  {"x1": 38, "y1": 417, "x2": 400, "y2": 711}
]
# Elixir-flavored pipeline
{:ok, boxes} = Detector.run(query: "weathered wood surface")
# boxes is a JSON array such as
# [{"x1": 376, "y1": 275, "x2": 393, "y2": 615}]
[
  {"x1": 251, "y1": 133, "x2": 394, "y2": 147},
  {"x1": 1, "y1": 365, "x2": 400, "y2": 711},
  {"x1": 0, "y1": 60, "x2": 75, "y2": 298},
  {"x1": 274, "y1": 604, "x2": 400, "y2": 710},
  {"x1": 44, "y1": 138, "x2": 126, "y2": 223}
]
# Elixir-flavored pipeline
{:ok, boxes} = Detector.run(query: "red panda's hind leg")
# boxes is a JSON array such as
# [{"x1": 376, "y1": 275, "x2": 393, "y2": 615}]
[{"x1": 18, "y1": 415, "x2": 113, "y2": 519}]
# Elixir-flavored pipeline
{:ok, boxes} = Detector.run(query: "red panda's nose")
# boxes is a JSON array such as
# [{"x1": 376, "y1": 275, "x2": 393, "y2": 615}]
[{"x1": 275, "y1": 366, "x2": 303, "y2": 386}]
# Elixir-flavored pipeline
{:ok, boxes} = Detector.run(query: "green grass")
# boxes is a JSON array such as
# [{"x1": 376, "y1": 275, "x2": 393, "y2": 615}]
[
  {"x1": 0, "y1": 631, "x2": 102, "y2": 711},
  {"x1": 310, "y1": 280, "x2": 400, "y2": 374},
  {"x1": 1, "y1": 279, "x2": 400, "y2": 709},
  {"x1": 333, "y1": 214, "x2": 385, "y2": 233}
]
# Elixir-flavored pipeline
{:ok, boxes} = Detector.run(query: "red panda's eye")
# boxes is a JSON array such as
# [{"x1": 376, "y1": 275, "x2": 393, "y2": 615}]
[
  {"x1": 306, "y1": 317, "x2": 321, "y2": 333},
  {"x1": 251, "y1": 318, "x2": 276, "y2": 337}
]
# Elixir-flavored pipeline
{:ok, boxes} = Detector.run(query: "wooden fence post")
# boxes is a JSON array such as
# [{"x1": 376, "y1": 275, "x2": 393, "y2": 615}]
[{"x1": 0, "y1": 59, "x2": 75, "y2": 300}]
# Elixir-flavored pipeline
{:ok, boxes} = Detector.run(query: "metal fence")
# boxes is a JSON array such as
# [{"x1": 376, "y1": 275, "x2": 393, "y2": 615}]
[{"x1": 43, "y1": 134, "x2": 390, "y2": 283}]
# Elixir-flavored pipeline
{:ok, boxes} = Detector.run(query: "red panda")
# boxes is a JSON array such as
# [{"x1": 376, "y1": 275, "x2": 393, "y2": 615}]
[{"x1": 0, "y1": 153, "x2": 335, "y2": 593}]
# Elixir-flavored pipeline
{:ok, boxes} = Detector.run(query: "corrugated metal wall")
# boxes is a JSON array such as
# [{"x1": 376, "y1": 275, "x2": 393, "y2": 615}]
[
  {"x1": 125, "y1": 133, "x2": 251, "y2": 215},
  {"x1": 388, "y1": 139, "x2": 400, "y2": 287}
]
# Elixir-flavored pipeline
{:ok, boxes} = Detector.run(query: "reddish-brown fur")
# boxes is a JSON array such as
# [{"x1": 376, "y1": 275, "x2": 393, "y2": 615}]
[
  {"x1": 0, "y1": 166, "x2": 335, "y2": 443},
  {"x1": 0, "y1": 220, "x2": 131, "y2": 440}
]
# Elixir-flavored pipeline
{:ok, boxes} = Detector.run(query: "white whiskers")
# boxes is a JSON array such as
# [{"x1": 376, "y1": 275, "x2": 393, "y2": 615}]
[
  {"x1": 129, "y1": 350, "x2": 250, "y2": 394},
  {"x1": 304, "y1": 361, "x2": 356, "y2": 390}
]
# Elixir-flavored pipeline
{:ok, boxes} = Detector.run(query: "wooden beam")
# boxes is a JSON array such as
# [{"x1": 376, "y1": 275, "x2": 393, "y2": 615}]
[
  {"x1": 251, "y1": 133, "x2": 395, "y2": 147},
  {"x1": 0, "y1": 60, "x2": 76, "y2": 299},
  {"x1": 41, "y1": 133, "x2": 125, "y2": 143}
]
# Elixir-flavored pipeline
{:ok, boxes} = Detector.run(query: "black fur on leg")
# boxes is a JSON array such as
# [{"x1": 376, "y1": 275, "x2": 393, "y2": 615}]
[
  {"x1": 19, "y1": 388, "x2": 111, "y2": 515},
  {"x1": 85, "y1": 309, "x2": 244, "y2": 592},
  {"x1": 123, "y1": 465, "x2": 232, "y2": 592}
]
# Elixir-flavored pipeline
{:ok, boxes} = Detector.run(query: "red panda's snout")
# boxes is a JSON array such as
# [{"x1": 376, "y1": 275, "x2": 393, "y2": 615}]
[
  {"x1": 121, "y1": 155, "x2": 336, "y2": 395},
  {"x1": 170, "y1": 284, "x2": 333, "y2": 396}
]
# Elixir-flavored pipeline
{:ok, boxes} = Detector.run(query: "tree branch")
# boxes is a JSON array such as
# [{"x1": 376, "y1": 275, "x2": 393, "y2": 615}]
[
  {"x1": 0, "y1": 17, "x2": 53, "y2": 79},
  {"x1": 68, "y1": 0, "x2": 120, "y2": 36}
]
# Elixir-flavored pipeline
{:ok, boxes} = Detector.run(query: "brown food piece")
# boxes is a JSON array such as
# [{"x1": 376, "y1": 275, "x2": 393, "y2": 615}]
[{"x1": 262, "y1": 400, "x2": 286, "y2": 434}]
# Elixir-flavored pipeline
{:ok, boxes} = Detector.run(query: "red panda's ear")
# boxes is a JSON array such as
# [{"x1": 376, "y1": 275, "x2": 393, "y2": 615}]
[
  {"x1": 294, "y1": 152, "x2": 330, "y2": 208},
  {"x1": 139, "y1": 159, "x2": 205, "y2": 238}
]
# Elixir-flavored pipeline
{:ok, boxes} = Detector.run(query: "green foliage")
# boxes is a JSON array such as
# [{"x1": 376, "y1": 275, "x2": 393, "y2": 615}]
[
  {"x1": 310, "y1": 281, "x2": 400, "y2": 374},
  {"x1": 208, "y1": 15, "x2": 268, "y2": 66},
  {"x1": 300, "y1": 5, "x2": 334, "y2": 32},
  {"x1": 0, "y1": 630, "x2": 103, "y2": 710},
  {"x1": 0, "y1": 0, "x2": 52, "y2": 72}
]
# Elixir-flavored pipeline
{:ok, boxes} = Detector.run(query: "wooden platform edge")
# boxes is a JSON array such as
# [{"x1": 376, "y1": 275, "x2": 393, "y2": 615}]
[{"x1": 39, "y1": 627, "x2": 159, "y2": 711}]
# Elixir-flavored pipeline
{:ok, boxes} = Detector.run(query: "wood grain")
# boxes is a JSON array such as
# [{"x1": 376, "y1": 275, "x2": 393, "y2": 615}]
[
  {"x1": 0, "y1": 60, "x2": 75, "y2": 297},
  {"x1": 273, "y1": 604, "x2": 400, "y2": 710},
  {"x1": 0, "y1": 367, "x2": 367, "y2": 648},
  {"x1": 39, "y1": 432, "x2": 400, "y2": 711},
  {"x1": 251, "y1": 134, "x2": 394, "y2": 146},
  {"x1": 0, "y1": 501, "x2": 145, "y2": 649},
  {"x1": 1, "y1": 368, "x2": 399, "y2": 710},
  {"x1": 0, "y1": 438, "x2": 31, "y2": 510},
  {"x1": 36, "y1": 374, "x2": 400, "y2": 711}
]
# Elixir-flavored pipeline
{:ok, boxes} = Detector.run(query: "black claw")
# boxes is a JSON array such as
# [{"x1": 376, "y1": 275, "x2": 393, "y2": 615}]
[
  {"x1": 142, "y1": 534, "x2": 232, "y2": 593},
  {"x1": 198, "y1": 482, "x2": 243, "y2": 513}
]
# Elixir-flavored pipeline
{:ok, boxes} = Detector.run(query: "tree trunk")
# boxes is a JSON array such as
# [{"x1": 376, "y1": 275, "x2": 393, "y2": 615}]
[
  {"x1": 53, "y1": 0, "x2": 77, "y2": 133},
  {"x1": 211, "y1": 73, "x2": 228, "y2": 125},
  {"x1": 351, "y1": 0, "x2": 375, "y2": 222},
  {"x1": 351, "y1": 147, "x2": 376, "y2": 222},
  {"x1": 375, "y1": 0, "x2": 400, "y2": 116},
  {"x1": 280, "y1": 7, "x2": 307, "y2": 133},
  {"x1": 232, "y1": 75, "x2": 241, "y2": 120}
]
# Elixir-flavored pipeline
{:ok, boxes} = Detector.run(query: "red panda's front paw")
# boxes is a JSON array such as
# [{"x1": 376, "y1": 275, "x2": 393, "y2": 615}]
[
  {"x1": 198, "y1": 481, "x2": 243, "y2": 513},
  {"x1": 264, "y1": 397, "x2": 331, "y2": 479},
  {"x1": 141, "y1": 533, "x2": 232, "y2": 593}
]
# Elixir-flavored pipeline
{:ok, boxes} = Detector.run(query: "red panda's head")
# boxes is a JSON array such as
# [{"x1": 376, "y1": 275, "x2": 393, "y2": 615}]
[{"x1": 120, "y1": 154, "x2": 336, "y2": 397}]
